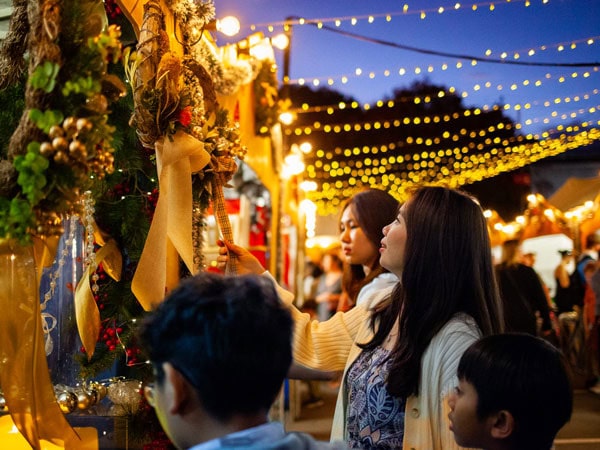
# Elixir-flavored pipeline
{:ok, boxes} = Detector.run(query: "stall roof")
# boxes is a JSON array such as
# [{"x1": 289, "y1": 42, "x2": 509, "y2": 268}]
[{"x1": 548, "y1": 176, "x2": 600, "y2": 212}]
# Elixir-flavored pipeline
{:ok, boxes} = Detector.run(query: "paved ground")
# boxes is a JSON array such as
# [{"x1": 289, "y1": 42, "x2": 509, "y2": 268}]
[
  {"x1": 555, "y1": 390, "x2": 600, "y2": 449},
  {"x1": 285, "y1": 381, "x2": 600, "y2": 448}
]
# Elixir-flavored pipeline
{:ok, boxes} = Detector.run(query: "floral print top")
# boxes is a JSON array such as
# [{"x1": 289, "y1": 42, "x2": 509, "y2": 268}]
[{"x1": 346, "y1": 346, "x2": 405, "y2": 449}]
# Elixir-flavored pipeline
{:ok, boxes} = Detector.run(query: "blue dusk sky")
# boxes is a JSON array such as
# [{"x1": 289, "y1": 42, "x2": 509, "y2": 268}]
[{"x1": 214, "y1": 0, "x2": 599, "y2": 135}]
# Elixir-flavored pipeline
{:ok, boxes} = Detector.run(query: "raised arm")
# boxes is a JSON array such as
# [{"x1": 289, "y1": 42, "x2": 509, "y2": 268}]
[{"x1": 216, "y1": 240, "x2": 370, "y2": 372}]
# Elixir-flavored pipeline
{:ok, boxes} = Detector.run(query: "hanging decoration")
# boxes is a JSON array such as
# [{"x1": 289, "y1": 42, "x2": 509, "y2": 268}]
[
  {"x1": 253, "y1": 61, "x2": 280, "y2": 135},
  {"x1": 126, "y1": 0, "x2": 245, "y2": 310},
  {"x1": 0, "y1": 5, "x2": 125, "y2": 244},
  {"x1": 0, "y1": 0, "x2": 129, "y2": 446},
  {"x1": 0, "y1": 240, "x2": 80, "y2": 448}
]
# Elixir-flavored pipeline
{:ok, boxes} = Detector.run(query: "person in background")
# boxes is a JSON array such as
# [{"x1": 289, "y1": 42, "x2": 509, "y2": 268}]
[
  {"x1": 301, "y1": 260, "x2": 323, "y2": 314},
  {"x1": 577, "y1": 232, "x2": 600, "y2": 281},
  {"x1": 520, "y1": 251, "x2": 536, "y2": 267},
  {"x1": 315, "y1": 251, "x2": 343, "y2": 321},
  {"x1": 571, "y1": 232, "x2": 600, "y2": 313},
  {"x1": 337, "y1": 188, "x2": 400, "y2": 312},
  {"x1": 582, "y1": 260, "x2": 600, "y2": 391},
  {"x1": 218, "y1": 185, "x2": 504, "y2": 449},
  {"x1": 589, "y1": 260, "x2": 600, "y2": 395},
  {"x1": 448, "y1": 333, "x2": 573, "y2": 450},
  {"x1": 583, "y1": 260, "x2": 598, "y2": 337},
  {"x1": 554, "y1": 249, "x2": 576, "y2": 314},
  {"x1": 495, "y1": 239, "x2": 553, "y2": 337},
  {"x1": 138, "y1": 272, "x2": 348, "y2": 450}
]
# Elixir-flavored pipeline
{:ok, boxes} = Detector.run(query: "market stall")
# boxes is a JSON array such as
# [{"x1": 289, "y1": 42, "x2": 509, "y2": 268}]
[{"x1": 0, "y1": 0, "x2": 287, "y2": 447}]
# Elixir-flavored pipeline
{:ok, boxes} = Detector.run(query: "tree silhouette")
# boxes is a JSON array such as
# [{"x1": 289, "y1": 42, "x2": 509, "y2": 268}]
[{"x1": 282, "y1": 81, "x2": 534, "y2": 217}]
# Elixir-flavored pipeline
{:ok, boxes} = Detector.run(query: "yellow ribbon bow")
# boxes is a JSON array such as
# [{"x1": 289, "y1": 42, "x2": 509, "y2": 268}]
[
  {"x1": 75, "y1": 236, "x2": 122, "y2": 360},
  {"x1": 132, "y1": 130, "x2": 211, "y2": 310}
]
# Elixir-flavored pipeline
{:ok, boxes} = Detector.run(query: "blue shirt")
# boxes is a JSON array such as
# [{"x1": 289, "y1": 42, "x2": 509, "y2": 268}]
[{"x1": 189, "y1": 422, "x2": 286, "y2": 449}]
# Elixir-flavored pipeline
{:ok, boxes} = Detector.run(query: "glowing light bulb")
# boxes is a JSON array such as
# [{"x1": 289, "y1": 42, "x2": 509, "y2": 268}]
[{"x1": 216, "y1": 16, "x2": 240, "y2": 37}]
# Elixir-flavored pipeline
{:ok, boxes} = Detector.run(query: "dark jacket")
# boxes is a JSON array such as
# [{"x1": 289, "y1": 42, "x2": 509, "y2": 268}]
[{"x1": 496, "y1": 262, "x2": 552, "y2": 335}]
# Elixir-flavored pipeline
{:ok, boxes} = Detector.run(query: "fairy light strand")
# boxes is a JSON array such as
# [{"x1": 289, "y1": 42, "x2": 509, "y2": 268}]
[
  {"x1": 302, "y1": 109, "x2": 598, "y2": 177},
  {"x1": 245, "y1": 0, "x2": 548, "y2": 32},
  {"x1": 289, "y1": 70, "x2": 599, "y2": 116},
  {"x1": 292, "y1": 64, "x2": 599, "y2": 94},
  {"x1": 306, "y1": 126, "x2": 600, "y2": 215},
  {"x1": 287, "y1": 89, "x2": 599, "y2": 136}
]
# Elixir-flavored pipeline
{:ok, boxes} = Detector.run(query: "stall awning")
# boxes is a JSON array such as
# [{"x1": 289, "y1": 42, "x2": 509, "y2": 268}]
[{"x1": 548, "y1": 176, "x2": 600, "y2": 211}]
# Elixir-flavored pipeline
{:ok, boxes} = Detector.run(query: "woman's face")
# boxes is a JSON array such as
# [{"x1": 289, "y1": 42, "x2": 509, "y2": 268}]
[
  {"x1": 379, "y1": 204, "x2": 408, "y2": 277},
  {"x1": 339, "y1": 205, "x2": 379, "y2": 270}
]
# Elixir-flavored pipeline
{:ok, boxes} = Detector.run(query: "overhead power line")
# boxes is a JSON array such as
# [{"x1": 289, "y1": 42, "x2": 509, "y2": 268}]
[{"x1": 297, "y1": 18, "x2": 600, "y2": 68}]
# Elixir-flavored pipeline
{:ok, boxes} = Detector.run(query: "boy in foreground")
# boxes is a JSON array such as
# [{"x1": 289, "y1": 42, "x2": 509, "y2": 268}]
[
  {"x1": 138, "y1": 272, "x2": 348, "y2": 450},
  {"x1": 448, "y1": 333, "x2": 573, "y2": 450}
]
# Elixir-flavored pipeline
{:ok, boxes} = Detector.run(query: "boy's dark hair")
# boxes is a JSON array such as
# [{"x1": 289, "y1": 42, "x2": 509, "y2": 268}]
[
  {"x1": 457, "y1": 333, "x2": 573, "y2": 449},
  {"x1": 138, "y1": 272, "x2": 293, "y2": 422}
]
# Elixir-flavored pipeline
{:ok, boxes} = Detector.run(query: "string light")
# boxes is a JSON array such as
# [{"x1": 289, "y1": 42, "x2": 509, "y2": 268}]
[
  {"x1": 288, "y1": 63, "x2": 599, "y2": 98},
  {"x1": 305, "y1": 126, "x2": 600, "y2": 215},
  {"x1": 245, "y1": 0, "x2": 548, "y2": 33},
  {"x1": 243, "y1": 3, "x2": 599, "y2": 218},
  {"x1": 287, "y1": 89, "x2": 599, "y2": 136}
]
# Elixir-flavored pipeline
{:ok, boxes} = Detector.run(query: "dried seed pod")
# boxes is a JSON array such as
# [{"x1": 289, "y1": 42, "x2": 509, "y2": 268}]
[
  {"x1": 69, "y1": 140, "x2": 87, "y2": 160},
  {"x1": 53, "y1": 151, "x2": 69, "y2": 164},
  {"x1": 40, "y1": 141, "x2": 55, "y2": 156},
  {"x1": 52, "y1": 136, "x2": 69, "y2": 152},
  {"x1": 48, "y1": 125, "x2": 64, "y2": 140},
  {"x1": 76, "y1": 118, "x2": 93, "y2": 133}
]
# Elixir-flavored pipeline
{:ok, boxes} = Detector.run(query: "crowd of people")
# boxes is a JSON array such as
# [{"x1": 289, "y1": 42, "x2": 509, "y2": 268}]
[
  {"x1": 137, "y1": 186, "x2": 579, "y2": 450},
  {"x1": 494, "y1": 232, "x2": 600, "y2": 394},
  {"x1": 551, "y1": 234, "x2": 600, "y2": 394}
]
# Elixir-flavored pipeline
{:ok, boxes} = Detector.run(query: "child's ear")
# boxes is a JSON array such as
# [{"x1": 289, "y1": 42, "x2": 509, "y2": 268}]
[
  {"x1": 489, "y1": 410, "x2": 515, "y2": 439},
  {"x1": 164, "y1": 362, "x2": 194, "y2": 415}
]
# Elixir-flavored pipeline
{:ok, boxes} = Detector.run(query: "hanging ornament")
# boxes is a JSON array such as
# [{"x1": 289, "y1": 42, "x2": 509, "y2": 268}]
[
  {"x1": 107, "y1": 379, "x2": 142, "y2": 415},
  {"x1": 76, "y1": 389, "x2": 92, "y2": 410},
  {"x1": 0, "y1": 392, "x2": 7, "y2": 412},
  {"x1": 56, "y1": 391, "x2": 78, "y2": 414},
  {"x1": 89, "y1": 381, "x2": 107, "y2": 402}
]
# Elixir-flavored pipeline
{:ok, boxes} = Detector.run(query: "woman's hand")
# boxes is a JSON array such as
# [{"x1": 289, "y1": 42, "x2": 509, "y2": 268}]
[{"x1": 216, "y1": 239, "x2": 266, "y2": 275}]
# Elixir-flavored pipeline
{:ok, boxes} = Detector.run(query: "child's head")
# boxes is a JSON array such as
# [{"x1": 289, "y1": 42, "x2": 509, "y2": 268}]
[{"x1": 449, "y1": 333, "x2": 573, "y2": 450}]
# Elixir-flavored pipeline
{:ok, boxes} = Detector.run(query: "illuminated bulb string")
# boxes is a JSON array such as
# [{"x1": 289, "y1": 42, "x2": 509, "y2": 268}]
[
  {"x1": 288, "y1": 41, "x2": 599, "y2": 91},
  {"x1": 522, "y1": 105, "x2": 600, "y2": 133},
  {"x1": 292, "y1": 20, "x2": 599, "y2": 70},
  {"x1": 292, "y1": 66, "x2": 598, "y2": 101},
  {"x1": 289, "y1": 71, "x2": 599, "y2": 119},
  {"x1": 305, "y1": 126, "x2": 600, "y2": 215},
  {"x1": 306, "y1": 119, "x2": 600, "y2": 175},
  {"x1": 247, "y1": 0, "x2": 548, "y2": 32},
  {"x1": 288, "y1": 89, "x2": 599, "y2": 136},
  {"x1": 486, "y1": 35, "x2": 599, "y2": 60}
]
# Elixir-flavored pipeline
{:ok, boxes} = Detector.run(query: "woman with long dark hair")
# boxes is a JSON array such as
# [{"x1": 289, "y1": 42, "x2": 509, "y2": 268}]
[{"x1": 338, "y1": 189, "x2": 399, "y2": 311}]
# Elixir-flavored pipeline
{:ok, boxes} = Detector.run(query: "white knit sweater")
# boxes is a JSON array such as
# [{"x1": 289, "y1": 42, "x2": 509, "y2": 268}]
[{"x1": 265, "y1": 273, "x2": 480, "y2": 449}]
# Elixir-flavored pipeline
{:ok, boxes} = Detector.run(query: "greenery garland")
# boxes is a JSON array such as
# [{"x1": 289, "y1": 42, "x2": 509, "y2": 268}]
[{"x1": 0, "y1": 1, "x2": 125, "y2": 244}]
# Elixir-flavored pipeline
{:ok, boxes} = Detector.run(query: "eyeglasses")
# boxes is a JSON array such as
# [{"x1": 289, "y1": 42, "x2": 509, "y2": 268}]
[{"x1": 143, "y1": 383, "x2": 155, "y2": 407}]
